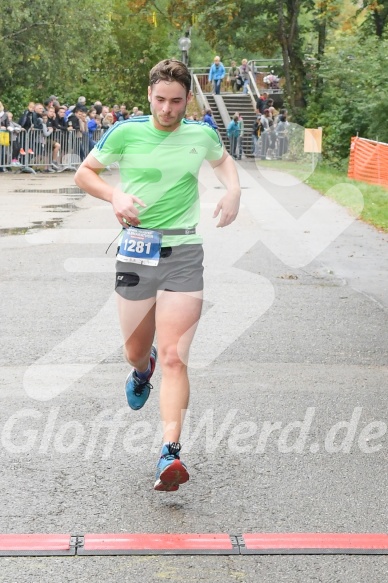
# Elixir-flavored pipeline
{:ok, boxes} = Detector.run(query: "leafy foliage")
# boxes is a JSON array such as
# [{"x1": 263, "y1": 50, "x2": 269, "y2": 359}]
[
  {"x1": 0, "y1": 0, "x2": 114, "y2": 113},
  {"x1": 356, "y1": 0, "x2": 388, "y2": 37},
  {"x1": 306, "y1": 33, "x2": 388, "y2": 162}
]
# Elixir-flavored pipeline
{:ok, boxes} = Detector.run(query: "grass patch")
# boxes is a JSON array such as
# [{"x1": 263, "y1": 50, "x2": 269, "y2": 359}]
[{"x1": 258, "y1": 159, "x2": 388, "y2": 232}]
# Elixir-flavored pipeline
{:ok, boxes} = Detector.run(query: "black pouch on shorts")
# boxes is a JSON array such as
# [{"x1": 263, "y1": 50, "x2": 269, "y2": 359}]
[{"x1": 115, "y1": 272, "x2": 140, "y2": 288}]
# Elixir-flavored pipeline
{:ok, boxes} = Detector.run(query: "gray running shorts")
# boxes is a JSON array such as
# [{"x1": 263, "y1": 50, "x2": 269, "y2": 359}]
[{"x1": 115, "y1": 244, "x2": 204, "y2": 301}]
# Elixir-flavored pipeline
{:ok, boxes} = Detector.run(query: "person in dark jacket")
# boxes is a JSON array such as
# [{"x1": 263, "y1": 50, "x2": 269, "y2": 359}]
[
  {"x1": 251, "y1": 116, "x2": 261, "y2": 157},
  {"x1": 55, "y1": 107, "x2": 68, "y2": 131},
  {"x1": 67, "y1": 106, "x2": 86, "y2": 161},
  {"x1": 255, "y1": 92, "x2": 269, "y2": 115},
  {"x1": 54, "y1": 106, "x2": 70, "y2": 159},
  {"x1": 44, "y1": 106, "x2": 61, "y2": 169},
  {"x1": 18, "y1": 102, "x2": 40, "y2": 131},
  {"x1": 18, "y1": 102, "x2": 41, "y2": 156}
]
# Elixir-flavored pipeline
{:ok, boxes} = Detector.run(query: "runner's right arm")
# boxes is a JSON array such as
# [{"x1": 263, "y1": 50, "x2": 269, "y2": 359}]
[{"x1": 74, "y1": 153, "x2": 146, "y2": 227}]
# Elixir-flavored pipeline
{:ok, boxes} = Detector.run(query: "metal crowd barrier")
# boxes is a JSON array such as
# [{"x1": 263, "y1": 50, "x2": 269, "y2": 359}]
[{"x1": 0, "y1": 127, "x2": 104, "y2": 174}]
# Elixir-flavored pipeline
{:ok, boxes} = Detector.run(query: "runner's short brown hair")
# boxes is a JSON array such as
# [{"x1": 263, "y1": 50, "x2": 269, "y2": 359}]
[{"x1": 149, "y1": 59, "x2": 191, "y2": 94}]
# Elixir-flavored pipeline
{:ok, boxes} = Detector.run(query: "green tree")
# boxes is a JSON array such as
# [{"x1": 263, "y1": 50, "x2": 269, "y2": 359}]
[
  {"x1": 356, "y1": 0, "x2": 388, "y2": 37},
  {"x1": 307, "y1": 32, "x2": 388, "y2": 162},
  {"x1": 313, "y1": 1, "x2": 341, "y2": 61},
  {"x1": 91, "y1": 0, "x2": 179, "y2": 108},
  {"x1": 0, "y1": 0, "x2": 114, "y2": 113}
]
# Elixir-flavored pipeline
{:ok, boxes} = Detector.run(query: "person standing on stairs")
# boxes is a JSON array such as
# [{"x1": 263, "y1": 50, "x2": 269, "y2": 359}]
[
  {"x1": 203, "y1": 109, "x2": 218, "y2": 131},
  {"x1": 239, "y1": 59, "x2": 251, "y2": 94},
  {"x1": 208, "y1": 56, "x2": 225, "y2": 95}
]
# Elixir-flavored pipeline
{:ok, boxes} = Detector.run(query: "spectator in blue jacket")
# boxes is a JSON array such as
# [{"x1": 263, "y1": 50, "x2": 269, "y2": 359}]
[
  {"x1": 227, "y1": 114, "x2": 240, "y2": 159},
  {"x1": 208, "y1": 56, "x2": 225, "y2": 95},
  {"x1": 87, "y1": 109, "x2": 101, "y2": 151},
  {"x1": 202, "y1": 109, "x2": 218, "y2": 131}
]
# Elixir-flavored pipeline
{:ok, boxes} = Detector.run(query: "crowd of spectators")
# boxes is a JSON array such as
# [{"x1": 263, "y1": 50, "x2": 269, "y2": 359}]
[
  {"x1": 252, "y1": 92, "x2": 289, "y2": 160},
  {"x1": 198, "y1": 92, "x2": 290, "y2": 161},
  {"x1": 205, "y1": 56, "x2": 289, "y2": 160},
  {"x1": 0, "y1": 96, "x2": 144, "y2": 172},
  {"x1": 1, "y1": 78, "x2": 288, "y2": 172}
]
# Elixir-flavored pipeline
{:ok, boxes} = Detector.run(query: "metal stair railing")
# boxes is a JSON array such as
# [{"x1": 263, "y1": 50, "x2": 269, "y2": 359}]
[
  {"x1": 213, "y1": 95, "x2": 231, "y2": 129},
  {"x1": 248, "y1": 70, "x2": 260, "y2": 101},
  {"x1": 247, "y1": 83, "x2": 258, "y2": 112},
  {"x1": 192, "y1": 73, "x2": 210, "y2": 113}
]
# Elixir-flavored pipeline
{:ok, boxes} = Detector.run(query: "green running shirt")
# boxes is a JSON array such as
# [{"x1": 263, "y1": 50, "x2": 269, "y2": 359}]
[{"x1": 91, "y1": 115, "x2": 224, "y2": 247}]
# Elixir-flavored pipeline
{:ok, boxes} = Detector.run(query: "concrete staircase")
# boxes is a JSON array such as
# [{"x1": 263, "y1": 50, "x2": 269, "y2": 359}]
[
  {"x1": 204, "y1": 93, "x2": 256, "y2": 157},
  {"x1": 205, "y1": 95, "x2": 226, "y2": 144}
]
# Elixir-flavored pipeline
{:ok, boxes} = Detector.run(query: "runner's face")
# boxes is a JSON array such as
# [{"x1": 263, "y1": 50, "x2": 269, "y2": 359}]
[{"x1": 148, "y1": 81, "x2": 191, "y2": 131}]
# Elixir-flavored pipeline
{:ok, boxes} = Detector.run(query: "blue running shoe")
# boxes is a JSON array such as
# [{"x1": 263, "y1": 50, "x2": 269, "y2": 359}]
[
  {"x1": 154, "y1": 442, "x2": 189, "y2": 492},
  {"x1": 125, "y1": 345, "x2": 157, "y2": 410}
]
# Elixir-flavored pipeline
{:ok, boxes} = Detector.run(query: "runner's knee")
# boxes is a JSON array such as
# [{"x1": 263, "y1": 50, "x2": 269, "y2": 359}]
[
  {"x1": 158, "y1": 346, "x2": 187, "y2": 371},
  {"x1": 124, "y1": 343, "x2": 150, "y2": 366}
]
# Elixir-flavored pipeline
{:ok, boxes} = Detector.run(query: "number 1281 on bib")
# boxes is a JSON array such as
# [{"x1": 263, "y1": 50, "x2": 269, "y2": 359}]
[{"x1": 117, "y1": 227, "x2": 162, "y2": 266}]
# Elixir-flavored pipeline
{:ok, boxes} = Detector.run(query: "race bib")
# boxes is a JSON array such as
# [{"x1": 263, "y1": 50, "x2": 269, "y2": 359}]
[{"x1": 117, "y1": 227, "x2": 162, "y2": 266}]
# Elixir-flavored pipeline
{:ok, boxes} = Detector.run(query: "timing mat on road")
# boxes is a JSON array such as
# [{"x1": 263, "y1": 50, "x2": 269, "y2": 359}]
[{"x1": 1, "y1": 533, "x2": 388, "y2": 556}]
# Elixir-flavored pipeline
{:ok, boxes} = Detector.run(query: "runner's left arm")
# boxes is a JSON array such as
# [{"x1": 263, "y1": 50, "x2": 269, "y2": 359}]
[{"x1": 210, "y1": 150, "x2": 241, "y2": 227}]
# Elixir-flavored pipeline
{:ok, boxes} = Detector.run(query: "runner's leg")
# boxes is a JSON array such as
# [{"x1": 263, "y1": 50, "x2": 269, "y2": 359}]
[
  {"x1": 116, "y1": 294, "x2": 156, "y2": 372},
  {"x1": 155, "y1": 290, "x2": 203, "y2": 443}
]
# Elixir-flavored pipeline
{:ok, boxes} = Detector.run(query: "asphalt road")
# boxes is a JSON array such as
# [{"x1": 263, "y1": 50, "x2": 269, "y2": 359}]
[{"x1": 0, "y1": 160, "x2": 387, "y2": 582}]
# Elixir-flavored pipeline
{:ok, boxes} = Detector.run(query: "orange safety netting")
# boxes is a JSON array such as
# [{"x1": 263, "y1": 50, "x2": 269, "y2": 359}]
[{"x1": 348, "y1": 136, "x2": 388, "y2": 188}]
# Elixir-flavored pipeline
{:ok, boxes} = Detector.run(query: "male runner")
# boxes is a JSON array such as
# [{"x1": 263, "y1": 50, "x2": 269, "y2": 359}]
[{"x1": 75, "y1": 59, "x2": 240, "y2": 492}]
